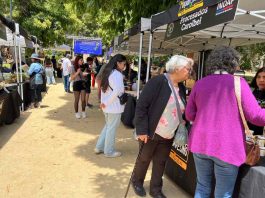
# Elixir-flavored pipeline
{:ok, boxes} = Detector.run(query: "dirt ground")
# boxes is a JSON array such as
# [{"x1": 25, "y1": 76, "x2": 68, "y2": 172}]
[{"x1": 0, "y1": 79, "x2": 191, "y2": 198}]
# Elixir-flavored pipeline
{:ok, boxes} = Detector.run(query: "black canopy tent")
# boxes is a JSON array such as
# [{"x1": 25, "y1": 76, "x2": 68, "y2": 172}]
[
  {"x1": 148, "y1": 0, "x2": 265, "y2": 196},
  {"x1": 112, "y1": 0, "x2": 265, "y2": 196},
  {"x1": 119, "y1": 0, "x2": 265, "y2": 81}
]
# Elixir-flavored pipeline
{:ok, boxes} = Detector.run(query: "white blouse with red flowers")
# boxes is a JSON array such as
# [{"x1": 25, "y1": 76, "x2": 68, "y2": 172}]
[{"x1": 155, "y1": 85, "x2": 185, "y2": 139}]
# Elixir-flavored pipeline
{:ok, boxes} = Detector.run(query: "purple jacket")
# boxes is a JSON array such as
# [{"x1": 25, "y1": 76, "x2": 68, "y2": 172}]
[{"x1": 185, "y1": 74, "x2": 265, "y2": 166}]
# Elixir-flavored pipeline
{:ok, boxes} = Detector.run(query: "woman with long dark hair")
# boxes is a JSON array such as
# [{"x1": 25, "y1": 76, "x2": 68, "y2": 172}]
[
  {"x1": 248, "y1": 67, "x2": 265, "y2": 135},
  {"x1": 94, "y1": 54, "x2": 127, "y2": 157},
  {"x1": 70, "y1": 55, "x2": 87, "y2": 119}
]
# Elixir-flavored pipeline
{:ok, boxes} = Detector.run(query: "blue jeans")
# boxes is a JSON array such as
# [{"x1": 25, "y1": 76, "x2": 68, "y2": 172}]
[
  {"x1": 96, "y1": 113, "x2": 121, "y2": 155},
  {"x1": 64, "y1": 75, "x2": 70, "y2": 92},
  {"x1": 193, "y1": 153, "x2": 239, "y2": 198}
]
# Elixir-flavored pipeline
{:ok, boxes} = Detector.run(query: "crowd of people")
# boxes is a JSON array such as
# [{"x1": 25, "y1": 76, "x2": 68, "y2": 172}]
[
  {"x1": 92, "y1": 47, "x2": 265, "y2": 198},
  {"x1": 23, "y1": 46, "x2": 265, "y2": 198}
]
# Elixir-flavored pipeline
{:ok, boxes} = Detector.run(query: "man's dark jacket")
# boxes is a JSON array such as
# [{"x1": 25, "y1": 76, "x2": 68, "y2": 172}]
[{"x1": 135, "y1": 74, "x2": 187, "y2": 139}]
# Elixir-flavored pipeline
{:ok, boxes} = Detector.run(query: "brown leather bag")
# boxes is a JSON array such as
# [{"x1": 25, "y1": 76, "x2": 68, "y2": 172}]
[{"x1": 234, "y1": 76, "x2": 260, "y2": 166}]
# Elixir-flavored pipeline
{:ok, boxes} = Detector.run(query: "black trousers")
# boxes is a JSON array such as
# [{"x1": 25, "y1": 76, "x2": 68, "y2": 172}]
[
  {"x1": 132, "y1": 133, "x2": 173, "y2": 194},
  {"x1": 30, "y1": 84, "x2": 42, "y2": 103}
]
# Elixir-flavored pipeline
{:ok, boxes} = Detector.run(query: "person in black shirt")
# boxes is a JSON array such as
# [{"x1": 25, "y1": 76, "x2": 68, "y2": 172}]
[
  {"x1": 249, "y1": 67, "x2": 265, "y2": 135},
  {"x1": 12, "y1": 59, "x2": 28, "y2": 73},
  {"x1": 82, "y1": 57, "x2": 94, "y2": 107},
  {"x1": 51, "y1": 55, "x2": 59, "y2": 77}
]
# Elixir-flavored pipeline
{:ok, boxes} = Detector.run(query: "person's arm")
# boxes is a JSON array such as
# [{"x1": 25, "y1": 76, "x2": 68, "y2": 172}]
[
  {"x1": 185, "y1": 83, "x2": 197, "y2": 122},
  {"x1": 28, "y1": 64, "x2": 35, "y2": 75},
  {"x1": 241, "y1": 78, "x2": 265, "y2": 126},
  {"x1": 70, "y1": 68, "x2": 81, "y2": 81}
]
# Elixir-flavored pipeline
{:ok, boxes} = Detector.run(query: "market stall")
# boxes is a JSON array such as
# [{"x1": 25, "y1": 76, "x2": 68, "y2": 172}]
[
  {"x1": 149, "y1": 1, "x2": 265, "y2": 197},
  {"x1": 0, "y1": 14, "x2": 34, "y2": 121},
  {"x1": 113, "y1": 0, "x2": 265, "y2": 197}
]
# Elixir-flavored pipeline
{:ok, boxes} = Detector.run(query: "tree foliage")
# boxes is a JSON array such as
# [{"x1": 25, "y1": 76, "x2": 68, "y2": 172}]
[
  {"x1": 237, "y1": 43, "x2": 265, "y2": 71},
  {"x1": 1, "y1": 0, "x2": 177, "y2": 47}
]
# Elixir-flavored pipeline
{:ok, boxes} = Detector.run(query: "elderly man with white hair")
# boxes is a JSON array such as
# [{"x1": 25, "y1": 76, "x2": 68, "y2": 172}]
[{"x1": 131, "y1": 55, "x2": 193, "y2": 198}]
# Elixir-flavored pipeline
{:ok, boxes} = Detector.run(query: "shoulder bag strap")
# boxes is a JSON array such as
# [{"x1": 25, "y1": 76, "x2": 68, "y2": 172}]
[
  {"x1": 165, "y1": 73, "x2": 183, "y2": 123},
  {"x1": 234, "y1": 76, "x2": 253, "y2": 138}
]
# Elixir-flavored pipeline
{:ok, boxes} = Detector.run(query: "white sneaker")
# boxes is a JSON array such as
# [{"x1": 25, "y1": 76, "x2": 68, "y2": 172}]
[
  {"x1": 81, "y1": 112, "x2": 86, "y2": 118},
  {"x1": 105, "y1": 151, "x2": 122, "y2": 158},
  {"x1": 75, "y1": 112, "x2": 81, "y2": 119},
  {"x1": 94, "y1": 148, "x2": 103, "y2": 154}
]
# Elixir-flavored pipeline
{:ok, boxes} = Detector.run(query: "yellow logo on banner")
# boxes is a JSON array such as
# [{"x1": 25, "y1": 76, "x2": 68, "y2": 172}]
[{"x1": 178, "y1": 0, "x2": 204, "y2": 17}]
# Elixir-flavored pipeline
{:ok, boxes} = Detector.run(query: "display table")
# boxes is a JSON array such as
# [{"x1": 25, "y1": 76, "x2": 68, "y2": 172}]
[
  {"x1": 4, "y1": 82, "x2": 31, "y2": 108},
  {"x1": 0, "y1": 89, "x2": 22, "y2": 125},
  {"x1": 234, "y1": 157, "x2": 265, "y2": 198},
  {"x1": 165, "y1": 145, "x2": 265, "y2": 198}
]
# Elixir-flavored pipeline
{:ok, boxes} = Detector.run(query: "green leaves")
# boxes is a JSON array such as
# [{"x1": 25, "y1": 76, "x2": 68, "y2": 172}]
[{"x1": 1, "y1": 0, "x2": 177, "y2": 47}]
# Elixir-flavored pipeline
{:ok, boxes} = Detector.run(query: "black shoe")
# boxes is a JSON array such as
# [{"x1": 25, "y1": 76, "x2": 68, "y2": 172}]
[
  {"x1": 131, "y1": 183, "x2": 146, "y2": 197},
  {"x1": 67, "y1": 91, "x2": 73, "y2": 93},
  {"x1": 87, "y1": 103, "x2": 93, "y2": 108},
  {"x1": 149, "y1": 191, "x2": 167, "y2": 198}
]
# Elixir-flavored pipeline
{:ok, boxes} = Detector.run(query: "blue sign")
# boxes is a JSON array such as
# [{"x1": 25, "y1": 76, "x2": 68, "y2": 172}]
[{"x1": 74, "y1": 40, "x2": 102, "y2": 55}]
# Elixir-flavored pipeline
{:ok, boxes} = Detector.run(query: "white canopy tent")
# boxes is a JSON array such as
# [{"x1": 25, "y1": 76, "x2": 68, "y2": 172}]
[
  {"x1": 118, "y1": 0, "x2": 265, "y2": 80},
  {"x1": 0, "y1": 27, "x2": 34, "y2": 48},
  {"x1": 53, "y1": 44, "x2": 71, "y2": 52},
  {"x1": 0, "y1": 24, "x2": 34, "y2": 111},
  {"x1": 160, "y1": 1, "x2": 265, "y2": 52}
]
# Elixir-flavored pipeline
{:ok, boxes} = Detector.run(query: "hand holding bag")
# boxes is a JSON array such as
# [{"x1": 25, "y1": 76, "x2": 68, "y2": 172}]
[
  {"x1": 234, "y1": 76, "x2": 260, "y2": 166},
  {"x1": 109, "y1": 85, "x2": 128, "y2": 105},
  {"x1": 118, "y1": 92, "x2": 128, "y2": 105},
  {"x1": 165, "y1": 74, "x2": 188, "y2": 147}
]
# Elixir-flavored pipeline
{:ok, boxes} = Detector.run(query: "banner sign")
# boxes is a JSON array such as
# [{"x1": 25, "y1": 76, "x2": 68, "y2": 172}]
[
  {"x1": 151, "y1": 0, "x2": 222, "y2": 31},
  {"x1": 0, "y1": 22, "x2": 7, "y2": 40},
  {"x1": 74, "y1": 40, "x2": 102, "y2": 55},
  {"x1": 165, "y1": 0, "x2": 238, "y2": 40},
  {"x1": 169, "y1": 143, "x2": 189, "y2": 170}
]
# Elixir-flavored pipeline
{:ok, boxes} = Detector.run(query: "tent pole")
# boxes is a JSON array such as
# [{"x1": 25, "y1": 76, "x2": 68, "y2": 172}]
[
  {"x1": 18, "y1": 35, "x2": 24, "y2": 111},
  {"x1": 197, "y1": 52, "x2": 201, "y2": 81},
  {"x1": 201, "y1": 51, "x2": 205, "y2": 79},
  {"x1": 146, "y1": 32, "x2": 153, "y2": 83},
  {"x1": 14, "y1": 34, "x2": 20, "y2": 96},
  {"x1": 15, "y1": 23, "x2": 24, "y2": 111},
  {"x1": 72, "y1": 38, "x2": 75, "y2": 57},
  {"x1": 137, "y1": 32, "x2": 143, "y2": 99}
]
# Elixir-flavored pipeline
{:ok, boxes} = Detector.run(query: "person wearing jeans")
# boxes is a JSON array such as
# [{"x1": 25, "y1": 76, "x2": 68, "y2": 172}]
[
  {"x1": 94, "y1": 54, "x2": 127, "y2": 158},
  {"x1": 28, "y1": 53, "x2": 44, "y2": 108},
  {"x1": 193, "y1": 154, "x2": 239, "y2": 198},
  {"x1": 95, "y1": 113, "x2": 121, "y2": 155},
  {"x1": 45, "y1": 57, "x2": 56, "y2": 85},
  {"x1": 64, "y1": 74, "x2": 70, "y2": 92},
  {"x1": 62, "y1": 54, "x2": 72, "y2": 92},
  {"x1": 185, "y1": 46, "x2": 265, "y2": 198}
]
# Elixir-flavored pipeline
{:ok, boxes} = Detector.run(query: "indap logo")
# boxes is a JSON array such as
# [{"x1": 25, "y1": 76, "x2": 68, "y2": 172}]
[{"x1": 216, "y1": 0, "x2": 235, "y2": 15}]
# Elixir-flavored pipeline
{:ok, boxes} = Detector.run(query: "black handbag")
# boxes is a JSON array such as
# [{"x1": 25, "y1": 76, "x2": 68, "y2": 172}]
[
  {"x1": 118, "y1": 92, "x2": 128, "y2": 105},
  {"x1": 109, "y1": 85, "x2": 128, "y2": 105}
]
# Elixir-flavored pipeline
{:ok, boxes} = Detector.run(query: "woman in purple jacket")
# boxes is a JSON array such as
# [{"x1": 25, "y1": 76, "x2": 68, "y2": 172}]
[{"x1": 185, "y1": 46, "x2": 265, "y2": 198}]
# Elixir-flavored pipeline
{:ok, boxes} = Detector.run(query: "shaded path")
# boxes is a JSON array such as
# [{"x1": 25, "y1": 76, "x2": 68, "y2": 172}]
[{"x1": 0, "y1": 80, "x2": 191, "y2": 198}]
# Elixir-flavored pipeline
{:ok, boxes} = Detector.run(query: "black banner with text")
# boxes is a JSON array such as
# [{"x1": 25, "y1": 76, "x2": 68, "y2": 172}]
[
  {"x1": 0, "y1": 22, "x2": 7, "y2": 40},
  {"x1": 165, "y1": 0, "x2": 238, "y2": 40}
]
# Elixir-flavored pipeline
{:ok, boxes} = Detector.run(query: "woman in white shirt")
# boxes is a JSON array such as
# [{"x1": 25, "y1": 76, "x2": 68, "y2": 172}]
[{"x1": 95, "y1": 54, "x2": 127, "y2": 157}]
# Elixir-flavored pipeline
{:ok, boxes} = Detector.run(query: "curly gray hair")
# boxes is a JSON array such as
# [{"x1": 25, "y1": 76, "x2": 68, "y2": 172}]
[{"x1": 206, "y1": 46, "x2": 240, "y2": 75}]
